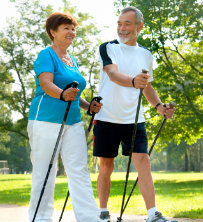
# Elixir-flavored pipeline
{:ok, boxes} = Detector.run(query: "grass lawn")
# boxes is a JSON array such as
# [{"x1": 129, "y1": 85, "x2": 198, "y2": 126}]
[{"x1": 0, "y1": 172, "x2": 203, "y2": 219}]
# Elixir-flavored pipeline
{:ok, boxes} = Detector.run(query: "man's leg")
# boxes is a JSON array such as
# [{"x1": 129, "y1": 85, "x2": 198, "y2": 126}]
[
  {"x1": 132, "y1": 153, "x2": 155, "y2": 210},
  {"x1": 93, "y1": 120, "x2": 121, "y2": 219},
  {"x1": 132, "y1": 152, "x2": 177, "y2": 222},
  {"x1": 97, "y1": 157, "x2": 114, "y2": 208}
]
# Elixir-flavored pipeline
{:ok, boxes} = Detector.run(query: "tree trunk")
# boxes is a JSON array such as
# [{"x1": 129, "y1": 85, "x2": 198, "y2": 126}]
[
  {"x1": 57, "y1": 155, "x2": 65, "y2": 176},
  {"x1": 185, "y1": 150, "x2": 188, "y2": 171},
  {"x1": 190, "y1": 153, "x2": 194, "y2": 171},
  {"x1": 199, "y1": 140, "x2": 202, "y2": 171},
  {"x1": 194, "y1": 144, "x2": 199, "y2": 172}
]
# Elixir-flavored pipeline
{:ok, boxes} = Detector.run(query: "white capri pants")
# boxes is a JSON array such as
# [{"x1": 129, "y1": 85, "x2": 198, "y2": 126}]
[{"x1": 27, "y1": 120, "x2": 100, "y2": 222}]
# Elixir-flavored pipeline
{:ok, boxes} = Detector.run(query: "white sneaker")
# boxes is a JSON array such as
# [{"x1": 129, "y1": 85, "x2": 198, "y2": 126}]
[
  {"x1": 146, "y1": 211, "x2": 178, "y2": 222},
  {"x1": 99, "y1": 211, "x2": 111, "y2": 219},
  {"x1": 97, "y1": 219, "x2": 110, "y2": 222}
]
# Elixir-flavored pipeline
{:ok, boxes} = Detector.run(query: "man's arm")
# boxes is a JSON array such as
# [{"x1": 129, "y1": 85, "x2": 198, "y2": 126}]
[
  {"x1": 143, "y1": 82, "x2": 175, "y2": 119},
  {"x1": 104, "y1": 64, "x2": 150, "y2": 89}
]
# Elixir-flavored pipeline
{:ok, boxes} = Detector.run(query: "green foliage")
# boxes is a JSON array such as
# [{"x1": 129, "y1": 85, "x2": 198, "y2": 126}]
[
  {"x1": 0, "y1": 132, "x2": 31, "y2": 173},
  {"x1": 0, "y1": 0, "x2": 52, "y2": 140},
  {"x1": 0, "y1": 132, "x2": 11, "y2": 157},
  {"x1": 0, "y1": 83, "x2": 12, "y2": 158},
  {"x1": 1, "y1": 173, "x2": 203, "y2": 218},
  {"x1": 115, "y1": 0, "x2": 203, "y2": 146},
  {"x1": 150, "y1": 138, "x2": 203, "y2": 172}
]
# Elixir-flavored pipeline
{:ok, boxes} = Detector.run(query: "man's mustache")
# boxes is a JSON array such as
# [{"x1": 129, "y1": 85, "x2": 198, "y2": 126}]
[{"x1": 118, "y1": 31, "x2": 130, "y2": 35}]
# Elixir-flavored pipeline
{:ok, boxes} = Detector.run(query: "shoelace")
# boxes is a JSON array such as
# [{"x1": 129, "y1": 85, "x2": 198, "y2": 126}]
[{"x1": 154, "y1": 211, "x2": 167, "y2": 222}]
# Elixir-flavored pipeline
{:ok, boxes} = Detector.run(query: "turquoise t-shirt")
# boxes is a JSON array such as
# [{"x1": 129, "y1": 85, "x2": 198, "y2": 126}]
[{"x1": 28, "y1": 47, "x2": 86, "y2": 125}]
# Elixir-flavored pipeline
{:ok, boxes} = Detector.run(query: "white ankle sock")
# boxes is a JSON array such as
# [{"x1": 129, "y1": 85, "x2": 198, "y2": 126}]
[
  {"x1": 147, "y1": 207, "x2": 157, "y2": 221},
  {"x1": 100, "y1": 208, "x2": 108, "y2": 212}
]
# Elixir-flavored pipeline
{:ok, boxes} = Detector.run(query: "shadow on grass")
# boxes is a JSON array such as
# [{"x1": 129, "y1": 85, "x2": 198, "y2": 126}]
[
  {"x1": 0, "y1": 178, "x2": 31, "y2": 182},
  {"x1": 0, "y1": 184, "x2": 31, "y2": 206},
  {"x1": 174, "y1": 208, "x2": 203, "y2": 219},
  {"x1": 0, "y1": 178, "x2": 203, "y2": 218},
  {"x1": 43, "y1": 178, "x2": 203, "y2": 201},
  {"x1": 109, "y1": 179, "x2": 203, "y2": 198}
]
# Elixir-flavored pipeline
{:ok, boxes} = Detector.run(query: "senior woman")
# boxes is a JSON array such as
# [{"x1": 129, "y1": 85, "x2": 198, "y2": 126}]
[{"x1": 28, "y1": 12, "x2": 105, "y2": 222}]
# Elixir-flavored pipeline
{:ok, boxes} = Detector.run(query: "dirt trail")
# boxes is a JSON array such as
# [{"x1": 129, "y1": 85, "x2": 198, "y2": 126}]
[{"x1": 0, "y1": 204, "x2": 202, "y2": 222}]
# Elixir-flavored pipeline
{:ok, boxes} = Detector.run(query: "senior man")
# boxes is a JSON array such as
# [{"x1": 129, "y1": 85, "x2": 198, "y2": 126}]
[{"x1": 93, "y1": 6, "x2": 176, "y2": 222}]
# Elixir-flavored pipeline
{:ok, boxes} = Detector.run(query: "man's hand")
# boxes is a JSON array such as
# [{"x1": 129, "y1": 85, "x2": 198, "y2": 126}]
[
  {"x1": 157, "y1": 104, "x2": 176, "y2": 119},
  {"x1": 133, "y1": 72, "x2": 151, "y2": 89},
  {"x1": 90, "y1": 101, "x2": 103, "y2": 113}
]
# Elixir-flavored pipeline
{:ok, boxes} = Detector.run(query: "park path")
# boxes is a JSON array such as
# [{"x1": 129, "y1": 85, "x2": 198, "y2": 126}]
[{"x1": 0, "y1": 204, "x2": 203, "y2": 222}]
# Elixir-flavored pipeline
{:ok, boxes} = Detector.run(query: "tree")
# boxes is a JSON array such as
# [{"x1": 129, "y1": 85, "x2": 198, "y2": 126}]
[
  {"x1": 5, "y1": 132, "x2": 32, "y2": 174},
  {"x1": 0, "y1": 0, "x2": 51, "y2": 141},
  {"x1": 0, "y1": 0, "x2": 102, "y2": 172},
  {"x1": 0, "y1": 83, "x2": 12, "y2": 164},
  {"x1": 149, "y1": 138, "x2": 203, "y2": 172},
  {"x1": 115, "y1": 0, "x2": 203, "y2": 146}
]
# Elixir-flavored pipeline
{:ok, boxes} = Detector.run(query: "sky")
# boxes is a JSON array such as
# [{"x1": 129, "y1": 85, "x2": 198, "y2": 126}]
[{"x1": 0, "y1": 0, "x2": 119, "y2": 41}]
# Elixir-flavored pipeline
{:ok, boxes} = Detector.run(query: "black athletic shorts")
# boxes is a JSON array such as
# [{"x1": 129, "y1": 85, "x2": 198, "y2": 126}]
[{"x1": 93, "y1": 120, "x2": 148, "y2": 158}]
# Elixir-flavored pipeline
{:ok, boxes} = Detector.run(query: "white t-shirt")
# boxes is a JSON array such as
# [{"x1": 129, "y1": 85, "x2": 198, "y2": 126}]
[{"x1": 95, "y1": 39, "x2": 154, "y2": 124}]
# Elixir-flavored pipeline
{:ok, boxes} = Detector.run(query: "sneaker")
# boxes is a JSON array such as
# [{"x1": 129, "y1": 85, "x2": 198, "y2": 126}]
[
  {"x1": 97, "y1": 220, "x2": 110, "y2": 222},
  {"x1": 147, "y1": 211, "x2": 178, "y2": 222},
  {"x1": 99, "y1": 211, "x2": 111, "y2": 220}
]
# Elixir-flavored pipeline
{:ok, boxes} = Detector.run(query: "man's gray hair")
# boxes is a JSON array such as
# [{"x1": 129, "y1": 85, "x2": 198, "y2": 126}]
[{"x1": 121, "y1": 6, "x2": 144, "y2": 24}]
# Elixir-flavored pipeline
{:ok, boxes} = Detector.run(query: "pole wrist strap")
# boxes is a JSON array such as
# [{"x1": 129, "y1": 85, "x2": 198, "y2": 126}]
[
  {"x1": 87, "y1": 97, "x2": 97, "y2": 116},
  {"x1": 87, "y1": 96, "x2": 103, "y2": 116},
  {"x1": 60, "y1": 83, "x2": 73, "y2": 102}
]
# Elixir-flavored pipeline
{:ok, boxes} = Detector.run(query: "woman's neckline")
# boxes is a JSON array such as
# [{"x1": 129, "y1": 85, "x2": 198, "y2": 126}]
[{"x1": 49, "y1": 46, "x2": 75, "y2": 68}]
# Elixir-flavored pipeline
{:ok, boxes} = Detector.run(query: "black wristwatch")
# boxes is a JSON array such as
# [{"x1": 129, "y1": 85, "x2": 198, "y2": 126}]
[{"x1": 154, "y1": 102, "x2": 162, "y2": 110}]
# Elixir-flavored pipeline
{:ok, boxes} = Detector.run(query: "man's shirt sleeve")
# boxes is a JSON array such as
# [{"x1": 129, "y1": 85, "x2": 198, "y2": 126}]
[{"x1": 99, "y1": 42, "x2": 117, "y2": 68}]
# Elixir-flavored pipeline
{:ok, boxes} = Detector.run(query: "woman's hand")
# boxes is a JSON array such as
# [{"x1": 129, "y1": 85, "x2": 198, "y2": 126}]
[
  {"x1": 62, "y1": 88, "x2": 80, "y2": 101},
  {"x1": 90, "y1": 101, "x2": 103, "y2": 113}
]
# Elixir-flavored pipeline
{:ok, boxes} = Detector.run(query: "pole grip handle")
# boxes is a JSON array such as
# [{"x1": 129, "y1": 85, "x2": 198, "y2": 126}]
[
  {"x1": 95, "y1": 96, "x2": 102, "y2": 104},
  {"x1": 163, "y1": 101, "x2": 176, "y2": 109},
  {"x1": 72, "y1": 81, "x2": 79, "y2": 88},
  {"x1": 142, "y1": 68, "x2": 149, "y2": 73},
  {"x1": 169, "y1": 101, "x2": 176, "y2": 109},
  {"x1": 93, "y1": 96, "x2": 102, "y2": 109}
]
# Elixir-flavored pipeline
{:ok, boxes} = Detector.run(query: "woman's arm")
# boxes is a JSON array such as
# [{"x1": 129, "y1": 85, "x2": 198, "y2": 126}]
[
  {"x1": 79, "y1": 97, "x2": 103, "y2": 113},
  {"x1": 38, "y1": 72, "x2": 62, "y2": 98},
  {"x1": 38, "y1": 72, "x2": 79, "y2": 101},
  {"x1": 79, "y1": 97, "x2": 90, "y2": 111}
]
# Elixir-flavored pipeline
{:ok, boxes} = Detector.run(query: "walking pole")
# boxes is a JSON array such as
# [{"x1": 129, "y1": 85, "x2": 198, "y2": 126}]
[
  {"x1": 59, "y1": 96, "x2": 102, "y2": 222},
  {"x1": 87, "y1": 96, "x2": 103, "y2": 173},
  {"x1": 32, "y1": 81, "x2": 79, "y2": 222},
  {"x1": 117, "y1": 68, "x2": 149, "y2": 222},
  {"x1": 86, "y1": 96, "x2": 103, "y2": 138},
  {"x1": 119, "y1": 101, "x2": 176, "y2": 218}
]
